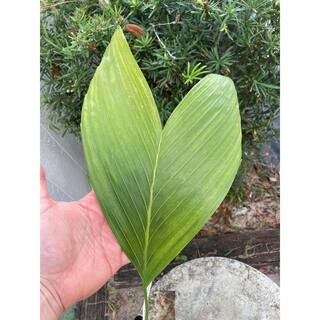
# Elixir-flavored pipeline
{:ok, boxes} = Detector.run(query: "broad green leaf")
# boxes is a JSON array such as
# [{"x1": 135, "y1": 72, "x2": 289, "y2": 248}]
[{"x1": 81, "y1": 28, "x2": 241, "y2": 289}]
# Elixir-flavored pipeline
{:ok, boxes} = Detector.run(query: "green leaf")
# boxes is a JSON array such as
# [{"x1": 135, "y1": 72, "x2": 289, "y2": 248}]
[{"x1": 81, "y1": 27, "x2": 241, "y2": 288}]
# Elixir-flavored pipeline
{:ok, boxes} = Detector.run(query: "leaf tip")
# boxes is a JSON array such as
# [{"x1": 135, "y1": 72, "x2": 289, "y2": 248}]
[
  {"x1": 206, "y1": 73, "x2": 235, "y2": 86},
  {"x1": 114, "y1": 25, "x2": 126, "y2": 41}
]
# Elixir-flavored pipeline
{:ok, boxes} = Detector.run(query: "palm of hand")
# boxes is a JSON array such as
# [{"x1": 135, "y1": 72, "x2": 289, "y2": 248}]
[{"x1": 40, "y1": 169, "x2": 128, "y2": 312}]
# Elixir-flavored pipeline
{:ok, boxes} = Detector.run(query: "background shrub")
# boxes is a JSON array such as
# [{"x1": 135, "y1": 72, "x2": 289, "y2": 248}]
[{"x1": 41, "y1": 0, "x2": 280, "y2": 199}]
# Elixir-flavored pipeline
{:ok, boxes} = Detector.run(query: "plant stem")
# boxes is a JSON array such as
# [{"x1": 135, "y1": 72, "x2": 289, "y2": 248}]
[{"x1": 143, "y1": 283, "x2": 152, "y2": 320}]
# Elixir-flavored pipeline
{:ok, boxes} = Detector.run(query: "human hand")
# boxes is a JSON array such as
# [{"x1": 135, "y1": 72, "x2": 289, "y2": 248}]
[{"x1": 40, "y1": 167, "x2": 128, "y2": 319}]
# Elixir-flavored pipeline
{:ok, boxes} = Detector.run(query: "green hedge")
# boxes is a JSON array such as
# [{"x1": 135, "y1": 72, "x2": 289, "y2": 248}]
[{"x1": 41, "y1": 0, "x2": 279, "y2": 148}]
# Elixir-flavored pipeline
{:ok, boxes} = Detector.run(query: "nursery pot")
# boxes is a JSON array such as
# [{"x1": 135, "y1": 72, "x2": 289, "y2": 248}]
[{"x1": 145, "y1": 257, "x2": 279, "y2": 320}]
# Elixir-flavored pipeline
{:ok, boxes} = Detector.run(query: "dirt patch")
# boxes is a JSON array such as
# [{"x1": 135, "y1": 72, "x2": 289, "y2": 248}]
[
  {"x1": 200, "y1": 164, "x2": 280, "y2": 237},
  {"x1": 106, "y1": 279, "x2": 144, "y2": 320}
]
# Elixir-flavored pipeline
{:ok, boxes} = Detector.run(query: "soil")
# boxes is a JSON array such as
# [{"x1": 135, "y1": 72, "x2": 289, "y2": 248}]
[{"x1": 200, "y1": 164, "x2": 280, "y2": 237}]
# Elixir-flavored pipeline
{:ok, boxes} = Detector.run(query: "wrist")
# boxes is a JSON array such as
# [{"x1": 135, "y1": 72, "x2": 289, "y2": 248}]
[{"x1": 40, "y1": 278, "x2": 64, "y2": 320}]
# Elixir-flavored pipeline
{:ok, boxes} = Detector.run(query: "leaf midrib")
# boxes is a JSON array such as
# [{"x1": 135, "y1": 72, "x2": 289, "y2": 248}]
[{"x1": 143, "y1": 131, "x2": 163, "y2": 275}]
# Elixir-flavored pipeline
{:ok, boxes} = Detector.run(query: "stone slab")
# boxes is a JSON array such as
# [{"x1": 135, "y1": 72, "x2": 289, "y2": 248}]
[{"x1": 149, "y1": 257, "x2": 280, "y2": 320}]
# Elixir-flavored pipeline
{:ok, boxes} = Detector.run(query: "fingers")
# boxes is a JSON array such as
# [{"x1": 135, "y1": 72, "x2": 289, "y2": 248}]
[
  {"x1": 40, "y1": 166, "x2": 50, "y2": 200},
  {"x1": 80, "y1": 191, "x2": 130, "y2": 267}
]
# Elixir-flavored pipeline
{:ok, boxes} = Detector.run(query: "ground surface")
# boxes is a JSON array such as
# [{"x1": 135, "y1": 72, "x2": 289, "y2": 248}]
[
  {"x1": 202, "y1": 164, "x2": 280, "y2": 237},
  {"x1": 104, "y1": 269, "x2": 279, "y2": 320}
]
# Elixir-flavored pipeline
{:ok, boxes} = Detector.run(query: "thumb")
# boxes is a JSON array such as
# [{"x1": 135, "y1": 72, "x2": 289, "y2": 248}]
[
  {"x1": 40, "y1": 166, "x2": 54, "y2": 214},
  {"x1": 40, "y1": 166, "x2": 50, "y2": 200}
]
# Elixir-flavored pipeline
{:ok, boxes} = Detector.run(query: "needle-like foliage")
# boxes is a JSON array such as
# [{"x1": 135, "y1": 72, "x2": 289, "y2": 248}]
[
  {"x1": 41, "y1": 0, "x2": 279, "y2": 203},
  {"x1": 41, "y1": 0, "x2": 279, "y2": 143}
]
